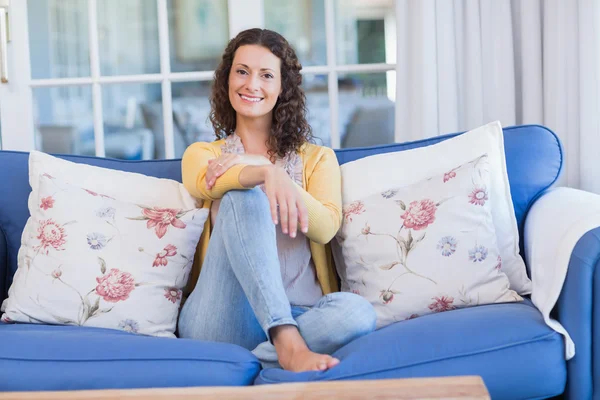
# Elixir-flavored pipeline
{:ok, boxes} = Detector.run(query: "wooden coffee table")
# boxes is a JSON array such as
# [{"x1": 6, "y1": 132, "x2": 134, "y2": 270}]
[{"x1": 0, "y1": 376, "x2": 490, "y2": 400}]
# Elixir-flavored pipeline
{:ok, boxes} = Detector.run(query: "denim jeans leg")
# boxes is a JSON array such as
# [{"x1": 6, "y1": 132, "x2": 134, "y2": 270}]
[
  {"x1": 178, "y1": 188, "x2": 297, "y2": 350},
  {"x1": 252, "y1": 292, "x2": 377, "y2": 368}
]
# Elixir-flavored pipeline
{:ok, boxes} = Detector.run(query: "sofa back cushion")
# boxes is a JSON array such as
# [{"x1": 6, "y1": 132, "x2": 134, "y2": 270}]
[{"x1": 0, "y1": 125, "x2": 562, "y2": 304}]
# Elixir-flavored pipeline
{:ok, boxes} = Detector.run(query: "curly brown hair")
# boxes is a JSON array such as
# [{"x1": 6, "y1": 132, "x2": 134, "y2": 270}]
[{"x1": 209, "y1": 28, "x2": 313, "y2": 158}]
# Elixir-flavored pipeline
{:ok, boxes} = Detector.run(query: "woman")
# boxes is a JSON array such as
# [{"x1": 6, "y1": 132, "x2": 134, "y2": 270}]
[{"x1": 178, "y1": 28, "x2": 376, "y2": 373}]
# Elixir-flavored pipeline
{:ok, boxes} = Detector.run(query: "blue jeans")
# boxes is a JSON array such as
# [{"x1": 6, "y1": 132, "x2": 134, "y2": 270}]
[{"x1": 178, "y1": 188, "x2": 377, "y2": 369}]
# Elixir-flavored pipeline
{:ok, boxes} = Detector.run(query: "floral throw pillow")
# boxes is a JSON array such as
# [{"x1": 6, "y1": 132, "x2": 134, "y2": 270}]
[
  {"x1": 335, "y1": 154, "x2": 522, "y2": 328},
  {"x1": 1, "y1": 174, "x2": 208, "y2": 337}
]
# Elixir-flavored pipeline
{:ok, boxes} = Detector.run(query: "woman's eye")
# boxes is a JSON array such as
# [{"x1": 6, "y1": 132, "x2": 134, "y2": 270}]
[
  {"x1": 264, "y1": 74, "x2": 274, "y2": 79},
  {"x1": 237, "y1": 69, "x2": 248, "y2": 75}
]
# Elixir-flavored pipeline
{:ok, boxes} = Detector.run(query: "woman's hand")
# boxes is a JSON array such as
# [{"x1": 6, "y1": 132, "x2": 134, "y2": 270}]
[
  {"x1": 263, "y1": 165, "x2": 308, "y2": 238},
  {"x1": 206, "y1": 154, "x2": 271, "y2": 189}
]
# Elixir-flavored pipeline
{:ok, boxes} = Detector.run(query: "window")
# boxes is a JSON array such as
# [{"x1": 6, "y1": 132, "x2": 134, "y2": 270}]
[{"x1": 17, "y1": 0, "x2": 397, "y2": 160}]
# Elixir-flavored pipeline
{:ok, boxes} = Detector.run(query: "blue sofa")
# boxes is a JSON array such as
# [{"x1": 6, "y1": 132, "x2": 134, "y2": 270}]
[{"x1": 0, "y1": 125, "x2": 595, "y2": 399}]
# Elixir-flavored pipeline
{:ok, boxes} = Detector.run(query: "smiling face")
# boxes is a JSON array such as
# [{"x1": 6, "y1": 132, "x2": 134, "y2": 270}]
[{"x1": 228, "y1": 44, "x2": 282, "y2": 122}]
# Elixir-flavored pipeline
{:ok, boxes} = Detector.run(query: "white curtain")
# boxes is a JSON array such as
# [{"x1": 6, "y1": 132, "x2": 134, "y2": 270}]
[{"x1": 395, "y1": 0, "x2": 600, "y2": 193}]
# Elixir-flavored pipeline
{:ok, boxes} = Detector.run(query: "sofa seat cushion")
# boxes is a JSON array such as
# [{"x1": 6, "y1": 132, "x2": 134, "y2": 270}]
[
  {"x1": 256, "y1": 300, "x2": 566, "y2": 400},
  {"x1": 0, "y1": 324, "x2": 260, "y2": 391}
]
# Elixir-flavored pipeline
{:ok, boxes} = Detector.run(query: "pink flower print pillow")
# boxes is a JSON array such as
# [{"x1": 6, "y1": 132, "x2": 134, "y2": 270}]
[
  {"x1": 1, "y1": 174, "x2": 208, "y2": 337},
  {"x1": 335, "y1": 154, "x2": 521, "y2": 329}
]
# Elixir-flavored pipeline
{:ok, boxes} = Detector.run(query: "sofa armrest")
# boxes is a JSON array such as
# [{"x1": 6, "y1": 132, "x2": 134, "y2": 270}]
[
  {"x1": 557, "y1": 227, "x2": 600, "y2": 400},
  {"x1": 524, "y1": 187, "x2": 600, "y2": 400}
]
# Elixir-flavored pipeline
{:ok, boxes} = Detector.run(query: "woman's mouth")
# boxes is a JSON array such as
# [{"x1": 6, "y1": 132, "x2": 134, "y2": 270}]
[{"x1": 239, "y1": 93, "x2": 263, "y2": 103}]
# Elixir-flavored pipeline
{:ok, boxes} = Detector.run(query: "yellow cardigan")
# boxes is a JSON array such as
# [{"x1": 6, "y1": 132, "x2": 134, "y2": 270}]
[{"x1": 181, "y1": 139, "x2": 342, "y2": 297}]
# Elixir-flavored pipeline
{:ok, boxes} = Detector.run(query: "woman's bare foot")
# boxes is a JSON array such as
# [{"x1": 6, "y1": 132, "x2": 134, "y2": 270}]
[
  {"x1": 278, "y1": 347, "x2": 340, "y2": 372},
  {"x1": 271, "y1": 325, "x2": 340, "y2": 372}
]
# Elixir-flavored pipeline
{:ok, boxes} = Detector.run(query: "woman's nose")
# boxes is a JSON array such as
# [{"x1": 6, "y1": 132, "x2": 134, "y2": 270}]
[{"x1": 245, "y1": 74, "x2": 260, "y2": 92}]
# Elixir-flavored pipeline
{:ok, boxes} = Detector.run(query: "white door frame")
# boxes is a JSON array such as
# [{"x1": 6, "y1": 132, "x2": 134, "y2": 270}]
[
  {"x1": 0, "y1": 0, "x2": 35, "y2": 151},
  {"x1": 0, "y1": 0, "x2": 396, "y2": 155}
]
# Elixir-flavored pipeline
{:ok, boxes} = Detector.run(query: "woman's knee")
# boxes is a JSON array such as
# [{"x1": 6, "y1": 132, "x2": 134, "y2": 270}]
[
  {"x1": 221, "y1": 188, "x2": 270, "y2": 217},
  {"x1": 327, "y1": 292, "x2": 377, "y2": 335}
]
